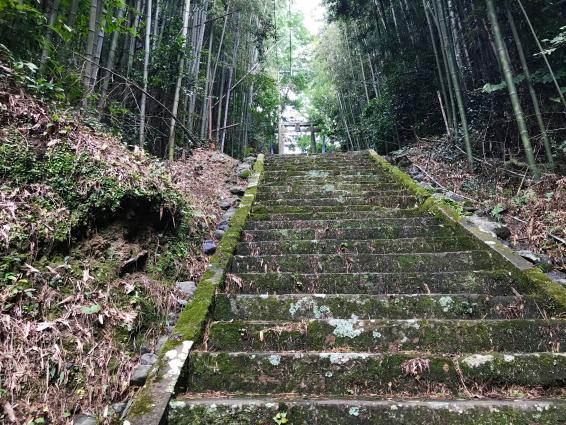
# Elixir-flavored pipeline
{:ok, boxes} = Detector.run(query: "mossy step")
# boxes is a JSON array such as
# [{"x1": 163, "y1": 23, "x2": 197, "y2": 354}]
[
  {"x1": 262, "y1": 173, "x2": 393, "y2": 180},
  {"x1": 255, "y1": 189, "x2": 414, "y2": 201},
  {"x1": 262, "y1": 172, "x2": 399, "y2": 181},
  {"x1": 252, "y1": 204, "x2": 420, "y2": 215},
  {"x1": 230, "y1": 251, "x2": 494, "y2": 274},
  {"x1": 246, "y1": 217, "x2": 439, "y2": 231},
  {"x1": 257, "y1": 195, "x2": 419, "y2": 208},
  {"x1": 264, "y1": 162, "x2": 377, "y2": 169},
  {"x1": 258, "y1": 182, "x2": 405, "y2": 191},
  {"x1": 242, "y1": 225, "x2": 456, "y2": 242},
  {"x1": 235, "y1": 237, "x2": 480, "y2": 256},
  {"x1": 265, "y1": 155, "x2": 375, "y2": 162},
  {"x1": 251, "y1": 209, "x2": 426, "y2": 221},
  {"x1": 185, "y1": 351, "x2": 566, "y2": 396},
  {"x1": 227, "y1": 271, "x2": 522, "y2": 296},
  {"x1": 261, "y1": 178, "x2": 401, "y2": 186},
  {"x1": 258, "y1": 186, "x2": 406, "y2": 197},
  {"x1": 213, "y1": 294, "x2": 543, "y2": 321},
  {"x1": 265, "y1": 163, "x2": 389, "y2": 172},
  {"x1": 169, "y1": 397, "x2": 566, "y2": 425},
  {"x1": 207, "y1": 319, "x2": 566, "y2": 353}
]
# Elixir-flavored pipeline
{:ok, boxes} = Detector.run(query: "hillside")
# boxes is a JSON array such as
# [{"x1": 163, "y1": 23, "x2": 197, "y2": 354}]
[{"x1": 0, "y1": 61, "x2": 243, "y2": 423}]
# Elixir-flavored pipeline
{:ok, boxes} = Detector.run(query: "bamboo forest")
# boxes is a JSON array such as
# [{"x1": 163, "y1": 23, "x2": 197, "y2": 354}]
[{"x1": 1, "y1": 0, "x2": 566, "y2": 424}]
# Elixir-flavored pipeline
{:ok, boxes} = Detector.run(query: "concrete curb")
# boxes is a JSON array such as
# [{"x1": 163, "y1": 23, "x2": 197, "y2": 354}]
[{"x1": 123, "y1": 154, "x2": 265, "y2": 425}]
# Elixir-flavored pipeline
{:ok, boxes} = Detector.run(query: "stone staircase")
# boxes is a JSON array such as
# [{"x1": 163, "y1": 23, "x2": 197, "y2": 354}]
[{"x1": 169, "y1": 152, "x2": 566, "y2": 424}]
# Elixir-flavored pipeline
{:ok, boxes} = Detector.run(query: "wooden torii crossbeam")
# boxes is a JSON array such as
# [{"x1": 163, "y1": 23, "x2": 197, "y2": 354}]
[{"x1": 278, "y1": 122, "x2": 321, "y2": 154}]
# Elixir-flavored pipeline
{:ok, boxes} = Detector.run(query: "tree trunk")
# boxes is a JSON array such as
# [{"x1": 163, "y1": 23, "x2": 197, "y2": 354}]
[
  {"x1": 220, "y1": 14, "x2": 241, "y2": 153},
  {"x1": 89, "y1": 0, "x2": 105, "y2": 89},
  {"x1": 436, "y1": 0, "x2": 473, "y2": 169},
  {"x1": 39, "y1": 0, "x2": 61, "y2": 73},
  {"x1": 127, "y1": 0, "x2": 142, "y2": 78},
  {"x1": 423, "y1": 0, "x2": 452, "y2": 132},
  {"x1": 506, "y1": 3, "x2": 554, "y2": 167},
  {"x1": 67, "y1": 0, "x2": 80, "y2": 28},
  {"x1": 83, "y1": 0, "x2": 99, "y2": 96},
  {"x1": 167, "y1": 0, "x2": 191, "y2": 160},
  {"x1": 486, "y1": 0, "x2": 539, "y2": 179},
  {"x1": 98, "y1": 4, "x2": 126, "y2": 109},
  {"x1": 200, "y1": 29, "x2": 215, "y2": 140},
  {"x1": 139, "y1": 0, "x2": 153, "y2": 148}
]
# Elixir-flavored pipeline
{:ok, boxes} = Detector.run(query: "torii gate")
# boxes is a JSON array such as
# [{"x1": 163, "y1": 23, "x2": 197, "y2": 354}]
[{"x1": 278, "y1": 121, "x2": 326, "y2": 154}]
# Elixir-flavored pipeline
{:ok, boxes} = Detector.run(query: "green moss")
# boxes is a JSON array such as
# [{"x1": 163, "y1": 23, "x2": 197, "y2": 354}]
[
  {"x1": 127, "y1": 386, "x2": 155, "y2": 416},
  {"x1": 239, "y1": 169, "x2": 252, "y2": 179},
  {"x1": 524, "y1": 268, "x2": 566, "y2": 313},
  {"x1": 161, "y1": 155, "x2": 265, "y2": 353}
]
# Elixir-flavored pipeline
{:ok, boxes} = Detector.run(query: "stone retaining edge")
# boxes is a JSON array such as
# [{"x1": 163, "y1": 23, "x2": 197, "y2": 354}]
[
  {"x1": 123, "y1": 154, "x2": 265, "y2": 425},
  {"x1": 368, "y1": 149, "x2": 566, "y2": 313}
]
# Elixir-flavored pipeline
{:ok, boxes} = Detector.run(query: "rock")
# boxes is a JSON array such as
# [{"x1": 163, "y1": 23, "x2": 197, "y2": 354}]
[
  {"x1": 494, "y1": 226, "x2": 511, "y2": 240},
  {"x1": 217, "y1": 220, "x2": 230, "y2": 232},
  {"x1": 130, "y1": 364, "x2": 152, "y2": 386},
  {"x1": 222, "y1": 208, "x2": 236, "y2": 221},
  {"x1": 243, "y1": 156, "x2": 256, "y2": 164},
  {"x1": 155, "y1": 336, "x2": 168, "y2": 352},
  {"x1": 229, "y1": 185, "x2": 246, "y2": 196},
  {"x1": 239, "y1": 168, "x2": 252, "y2": 179},
  {"x1": 412, "y1": 173, "x2": 424, "y2": 182},
  {"x1": 139, "y1": 345, "x2": 151, "y2": 355},
  {"x1": 218, "y1": 199, "x2": 233, "y2": 210},
  {"x1": 516, "y1": 250, "x2": 553, "y2": 270},
  {"x1": 175, "y1": 281, "x2": 197, "y2": 298},
  {"x1": 445, "y1": 191, "x2": 465, "y2": 203},
  {"x1": 140, "y1": 353, "x2": 158, "y2": 365},
  {"x1": 111, "y1": 402, "x2": 127, "y2": 415},
  {"x1": 202, "y1": 240, "x2": 217, "y2": 255},
  {"x1": 417, "y1": 182, "x2": 435, "y2": 192},
  {"x1": 73, "y1": 415, "x2": 97, "y2": 425},
  {"x1": 214, "y1": 229, "x2": 225, "y2": 239},
  {"x1": 547, "y1": 270, "x2": 566, "y2": 287},
  {"x1": 466, "y1": 215, "x2": 503, "y2": 238},
  {"x1": 119, "y1": 250, "x2": 148, "y2": 277}
]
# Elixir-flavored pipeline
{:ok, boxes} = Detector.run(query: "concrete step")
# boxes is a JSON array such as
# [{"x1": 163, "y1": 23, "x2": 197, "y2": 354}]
[
  {"x1": 251, "y1": 204, "x2": 422, "y2": 215},
  {"x1": 258, "y1": 183, "x2": 403, "y2": 193},
  {"x1": 230, "y1": 251, "x2": 494, "y2": 274},
  {"x1": 265, "y1": 157, "x2": 370, "y2": 163},
  {"x1": 255, "y1": 189, "x2": 413, "y2": 201},
  {"x1": 186, "y1": 351, "x2": 566, "y2": 395},
  {"x1": 169, "y1": 397, "x2": 566, "y2": 425},
  {"x1": 263, "y1": 168, "x2": 388, "y2": 176},
  {"x1": 245, "y1": 217, "x2": 439, "y2": 231},
  {"x1": 256, "y1": 195, "x2": 419, "y2": 207},
  {"x1": 207, "y1": 319, "x2": 566, "y2": 353},
  {"x1": 264, "y1": 162, "x2": 377, "y2": 170},
  {"x1": 261, "y1": 177, "x2": 401, "y2": 186},
  {"x1": 214, "y1": 294, "x2": 543, "y2": 321},
  {"x1": 250, "y1": 209, "x2": 426, "y2": 221},
  {"x1": 227, "y1": 271, "x2": 521, "y2": 295},
  {"x1": 242, "y1": 225, "x2": 457, "y2": 242},
  {"x1": 235, "y1": 237, "x2": 480, "y2": 255}
]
